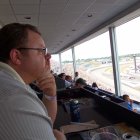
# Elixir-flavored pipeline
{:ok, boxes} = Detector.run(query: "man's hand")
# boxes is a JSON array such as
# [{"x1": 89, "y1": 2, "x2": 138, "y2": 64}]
[
  {"x1": 129, "y1": 99, "x2": 133, "y2": 107},
  {"x1": 37, "y1": 70, "x2": 56, "y2": 96},
  {"x1": 37, "y1": 53, "x2": 56, "y2": 96},
  {"x1": 53, "y1": 129, "x2": 66, "y2": 140},
  {"x1": 36, "y1": 53, "x2": 57, "y2": 123}
]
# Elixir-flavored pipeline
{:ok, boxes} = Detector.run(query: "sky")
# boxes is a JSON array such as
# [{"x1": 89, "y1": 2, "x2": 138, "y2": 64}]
[{"x1": 52, "y1": 16, "x2": 140, "y2": 61}]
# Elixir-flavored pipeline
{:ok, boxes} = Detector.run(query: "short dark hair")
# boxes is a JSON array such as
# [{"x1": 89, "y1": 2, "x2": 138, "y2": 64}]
[
  {"x1": 58, "y1": 73, "x2": 66, "y2": 78},
  {"x1": 0, "y1": 23, "x2": 41, "y2": 63},
  {"x1": 92, "y1": 82, "x2": 98, "y2": 88},
  {"x1": 122, "y1": 94, "x2": 129, "y2": 100},
  {"x1": 75, "y1": 72, "x2": 78, "y2": 75},
  {"x1": 75, "y1": 78, "x2": 87, "y2": 86}
]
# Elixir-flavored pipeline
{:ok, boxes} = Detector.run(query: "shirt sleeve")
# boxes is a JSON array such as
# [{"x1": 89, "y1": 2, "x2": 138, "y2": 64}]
[{"x1": 0, "y1": 93, "x2": 56, "y2": 140}]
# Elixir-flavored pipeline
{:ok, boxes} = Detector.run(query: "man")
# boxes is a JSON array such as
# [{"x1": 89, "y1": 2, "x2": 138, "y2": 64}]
[
  {"x1": 122, "y1": 94, "x2": 137, "y2": 112},
  {"x1": 75, "y1": 78, "x2": 87, "y2": 88},
  {"x1": 74, "y1": 71, "x2": 79, "y2": 82},
  {"x1": 0, "y1": 23, "x2": 66, "y2": 140}
]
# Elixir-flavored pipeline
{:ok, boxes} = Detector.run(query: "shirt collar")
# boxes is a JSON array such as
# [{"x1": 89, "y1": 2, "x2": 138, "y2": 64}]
[{"x1": 0, "y1": 62, "x2": 25, "y2": 85}]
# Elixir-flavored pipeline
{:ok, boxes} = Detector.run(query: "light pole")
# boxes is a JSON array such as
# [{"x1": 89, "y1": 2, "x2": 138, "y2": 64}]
[{"x1": 133, "y1": 54, "x2": 136, "y2": 73}]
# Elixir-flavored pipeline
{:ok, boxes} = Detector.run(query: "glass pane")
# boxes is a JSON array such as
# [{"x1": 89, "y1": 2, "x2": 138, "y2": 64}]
[
  {"x1": 51, "y1": 54, "x2": 61, "y2": 74},
  {"x1": 61, "y1": 49, "x2": 74, "y2": 78},
  {"x1": 74, "y1": 31, "x2": 115, "y2": 93},
  {"x1": 116, "y1": 16, "x2": 140, "y2": 101}
]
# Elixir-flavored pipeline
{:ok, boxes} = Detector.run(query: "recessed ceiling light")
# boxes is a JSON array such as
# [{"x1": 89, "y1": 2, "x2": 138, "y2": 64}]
[
  {"x1": 87, "y1": 14, "x2": 93, "y2": 17},
  {"x1": 72, "y1": 29, "x2": 76, "y2": 31},
  {"x1": 24, "y1": 16, "x2": 31, "y2": 19}
]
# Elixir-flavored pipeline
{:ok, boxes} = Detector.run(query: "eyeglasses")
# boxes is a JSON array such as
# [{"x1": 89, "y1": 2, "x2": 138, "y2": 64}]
[{"x1": 17, "y1": 47, "x2": 47, "y2": 55}]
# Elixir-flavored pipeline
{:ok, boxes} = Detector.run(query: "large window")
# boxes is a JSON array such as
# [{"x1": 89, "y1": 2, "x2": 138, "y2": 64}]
[
  {"x1": 74, "y1": 31, "x2": 115, "y2": 93},
  {"x1": 51, "y1": 54, "x2": 61, "y2": 74},
  {"x1": 116, "y1": 16, "x2": 140, "y2": 101},
  {"x1": 61, "y1": 49, "x2": 74, "y2": 77}
]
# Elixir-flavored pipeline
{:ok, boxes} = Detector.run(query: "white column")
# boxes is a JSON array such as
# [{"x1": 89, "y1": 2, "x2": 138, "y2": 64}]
[{"x1": 109, "y1": 27, "x2": 121, "y2": 96}]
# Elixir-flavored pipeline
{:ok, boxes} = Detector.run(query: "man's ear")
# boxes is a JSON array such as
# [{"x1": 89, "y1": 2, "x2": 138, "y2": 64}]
[{"x1": 9, "y1": 49, "x2": 22, "y2": 65}]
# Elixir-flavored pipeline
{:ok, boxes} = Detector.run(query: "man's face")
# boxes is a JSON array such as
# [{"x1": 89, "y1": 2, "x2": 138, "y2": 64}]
[
  {"x1": 62, "y1": 74, "x2": 66, "y2": 80},
  {"x1": 126, "y1": 96, "x2": 130, "y2": 102},
  {"x1": 77, "y1": 83, "x2": 85, "y2": 88},
  {"x1": 19, "y1": 30, "x2": 49, "y2": 83},
  {"x1": 75, "y1": 72, "x2": 78, "y2": 76}
]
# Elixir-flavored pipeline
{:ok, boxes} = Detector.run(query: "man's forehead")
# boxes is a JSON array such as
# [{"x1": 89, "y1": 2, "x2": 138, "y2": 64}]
[
  {"x1": 27, "y1": 30, "x2": 45, "y2": 45},
  {"x1": 27, "y1": 29, "x2": 41, "y2": 38}
]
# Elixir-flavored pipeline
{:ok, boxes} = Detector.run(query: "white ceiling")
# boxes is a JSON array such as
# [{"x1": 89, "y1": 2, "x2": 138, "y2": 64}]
[{"x1": 0, "y1": 0, "x2": 139, "y2": 54}]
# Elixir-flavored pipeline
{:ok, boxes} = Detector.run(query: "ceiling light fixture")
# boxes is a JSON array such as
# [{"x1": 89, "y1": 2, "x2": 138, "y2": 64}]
[
  {"x1": 72, "y1": 29, "x2": 76, "y2": 31},
  {"x1": 24, "y1": 16, "x2": 31, "y2": 19},
  {"x1": 87, "y1": 14, "x2": 93, "y2": 17}
]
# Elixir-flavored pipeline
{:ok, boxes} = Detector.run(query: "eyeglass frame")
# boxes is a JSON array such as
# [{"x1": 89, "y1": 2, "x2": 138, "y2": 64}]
[{"x1": 17, "y1": 47, "x2": 47, "y2": 55}]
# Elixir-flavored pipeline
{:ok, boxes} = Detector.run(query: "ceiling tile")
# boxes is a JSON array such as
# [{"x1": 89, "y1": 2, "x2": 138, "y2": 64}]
[
  {"x1": 0, "y1": 15, "x2": 16, "y2": 25},
  {"x1": 95, "y1": 0, "x2": 117, "y2": 4},
  {"x1": 16, "y1": 14, "x2": 38, "y2": 22},
  {"x1": 11, "y1": 0, "x2": 40, "y2": 4},
  {"x1": 41, "y1": 0, "x2": 68, "y2": 4},
  {"x1": 75, "y1": 15, "x2": 96, "y2": 26},
  {"x1": 13, "y1": 5, "x2": 39, "y2": 14},
  {"x1": 17, "y1": 14, "x2": 38, "y2": 26},
  {"x1": 64, "y1": 3, "x2": 91, "y2": 14},
  {"x1": 40, "y1": 4, "x2": 65, "y2": 14},
  {"x1": 0, "y1": 5, "x2": 13, "y2": 16},
  {"x1": 114, "y1": 0, "x2": 138, "y2": 6},
  {"x1": 39, "y1": 13, "x2": 60, "y2": 21},
  {"x1": 0, "y1": 0, "x2": 10, "y2": 4},
  {"x1": 89, "y1": 3, "x2": 112, "y2": 14},
  {"x1": 57, "y1": 13, "x2": 81, "y2": 25},
  {"x1": 68, "y1": 0, "x2": 96, "y2": 4},
  {"x1": 19, "y1": 20, "x2": 38, "y2": 27}
]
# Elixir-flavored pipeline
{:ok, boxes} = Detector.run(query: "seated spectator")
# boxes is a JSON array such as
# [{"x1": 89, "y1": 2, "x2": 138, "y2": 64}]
[
  {"x1": 92, "y1": 82, "x2": 98, "y2": 89},
  {"x1": 74, "y1": 71, "x2": 79, "y2": 82},
  {"x1": 122, "y1": 94, "x2": 137, "y2": 112},
  {"x1": 54, "y1": 76, "x2": 66, "y2": 90},
  {"x1": 74, "y1": 78, "x2": 87, "y2": 88},
  {"x1": 65, "y1": 80, "x2": 71, "y2": 88},
  {"x1": 58, "y1": 73, "x2": 66, "y2": 80},
  {"x1": 58, "y1": 73, "x2": 71, "y2": 88},
  {"x1": 65, "y1": 75, "x2": 72, "y2": 83}
]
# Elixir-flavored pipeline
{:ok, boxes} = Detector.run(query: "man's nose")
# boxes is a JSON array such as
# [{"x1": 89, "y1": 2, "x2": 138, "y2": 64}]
[{"x1": 45, "y1": 53, "x2": 51, "y2": 60}]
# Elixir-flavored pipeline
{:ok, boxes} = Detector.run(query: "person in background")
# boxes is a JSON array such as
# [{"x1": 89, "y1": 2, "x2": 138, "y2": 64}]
[
  {"x1": 58, "y1": 73, "x2": 71, "y2": 88},
  {"x1": 65, "y1": 75, "x2": 73, "y2": 83},
  {"x1": 74, "y1": 78, "x2": 87, "y2": 88},
  {"x1": 0, "y1": 23, "x2": 66, "y2": 140},
  {"x1": 74, "y1": 71, "x2": 79, "y2": 82},
  {"x1": 92, "y1": 82, "x2": 98, "y2": 89},
  {"x1": 58, "y1": 73, "x2": 66, "y2": 80},
  {"x1": 122, "y1": 94, "x2": 137, "y2": 112},
  {"x1": 65, "y1": 75, "x2": 74, "y2": 87}
]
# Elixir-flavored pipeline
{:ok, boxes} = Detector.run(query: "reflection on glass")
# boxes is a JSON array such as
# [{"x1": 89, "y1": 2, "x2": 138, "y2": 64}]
[
  {"x1": 116, "y1": 16, "x2": 140, "y2": 101},
  {"x1": 74, "y1": 32, "x2": 115, "y2": 93},
  {"x1": 51, "y1": 54, "x2": 61, "y2": 74},
  {"x1": 61, "y1": 49, "x2": 74, "y2": 78}
]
